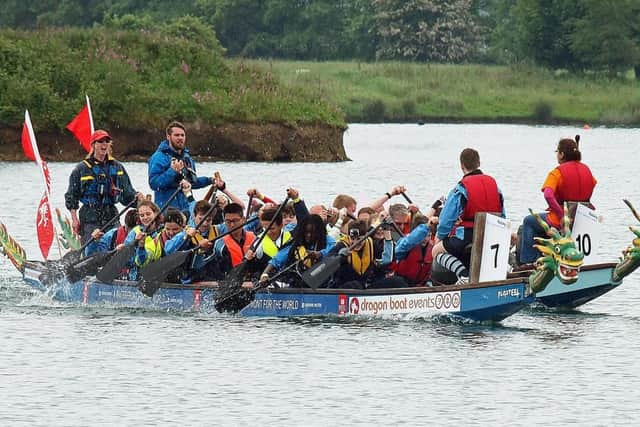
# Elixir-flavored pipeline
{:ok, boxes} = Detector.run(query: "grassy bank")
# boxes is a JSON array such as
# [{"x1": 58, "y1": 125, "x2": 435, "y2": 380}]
[
  {"x1": 243, "y1": 60, "x2": 640, "y2": 126},
  {"x1": 0, "y1": 29, "x2": 345, "y2": 134}
]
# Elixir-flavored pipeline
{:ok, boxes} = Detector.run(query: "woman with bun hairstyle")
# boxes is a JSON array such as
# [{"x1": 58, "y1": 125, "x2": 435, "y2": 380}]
[{"x1": 518, "y1": 135, "x2": 597, "y2": 265}]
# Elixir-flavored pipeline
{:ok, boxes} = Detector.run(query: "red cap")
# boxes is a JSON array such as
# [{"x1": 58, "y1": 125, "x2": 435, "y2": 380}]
[{"x1": 90, "y1": 129, "x2": 112, "y2": 143}]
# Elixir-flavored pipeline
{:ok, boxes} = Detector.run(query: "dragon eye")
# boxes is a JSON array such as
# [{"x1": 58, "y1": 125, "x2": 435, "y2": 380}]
[{"x1": 554, "y1": 245, "x2": 561, "y2": 254}]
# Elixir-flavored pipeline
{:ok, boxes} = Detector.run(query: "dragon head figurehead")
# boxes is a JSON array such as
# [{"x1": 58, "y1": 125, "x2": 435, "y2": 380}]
[
  {"x1": 612, "y1": 199, "x2": 640, "y2": 282},
  {"x1": 528, "y1": 203, "x2": 584, "y2": 293},
  {"x1": 55, "y1": 208, "x2": 81, "y2": 251},
  {"x1": 0, "y1": 222, "x2": 26, "y2": 273}
]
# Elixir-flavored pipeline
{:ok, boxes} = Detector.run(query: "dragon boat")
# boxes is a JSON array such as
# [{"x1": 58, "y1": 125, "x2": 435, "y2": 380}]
[
  {"x1": 1, "y1": 202, "x2": 639, "y2": 319},
  {"x1": 503, "y1": 201, "x2": 640, "y2": 309}
]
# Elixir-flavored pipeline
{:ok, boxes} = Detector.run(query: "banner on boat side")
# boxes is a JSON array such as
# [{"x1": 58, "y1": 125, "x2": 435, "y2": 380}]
[{"x1": 347, "y1": 291, "x2": 461, "y2": 316}]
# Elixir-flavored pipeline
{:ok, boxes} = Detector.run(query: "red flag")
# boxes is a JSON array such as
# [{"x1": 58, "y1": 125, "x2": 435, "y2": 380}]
[
  {"x1": 66, "y1": 97, "x2": 94, "y2": 152},
  {"x1": 21, "y1": 121, "x2": 36, "y2": 161},
  {"x1": 42, "y1": 160, "x2": 51, "y2": 193},
  {"x1": 36, "y1": 191, "x2": 54, "y2": 259}
]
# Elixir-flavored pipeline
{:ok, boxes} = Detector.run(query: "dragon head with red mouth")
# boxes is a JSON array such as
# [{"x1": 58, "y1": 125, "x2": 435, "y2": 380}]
[{"x1": 528, "y1": 204, "x2": 584, "y2": 293}]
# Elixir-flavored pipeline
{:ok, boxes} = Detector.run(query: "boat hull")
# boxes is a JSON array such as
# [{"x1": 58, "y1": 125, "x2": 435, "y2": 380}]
[
  {"x1": 242, "y1": 282, "x2": 532, "y2": 322},
  {"x1": 21, "y1": 262, "x2": 530, "y2": 322},
  {"x1": 532, "y1": 263, "x2": 621, "y2": 309}
]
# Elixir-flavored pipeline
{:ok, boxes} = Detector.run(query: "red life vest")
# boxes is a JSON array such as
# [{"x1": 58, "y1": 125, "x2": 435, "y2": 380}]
[
  {"x1": 115, "y1": 226, "x2": 128, "y2": 246},
  {"x1": 459, "y1": 173, "x2": 502, "y2": 228},
  {"x1": 555, "y1": 161, "x2": 595, "y2": 203},
  {"x1": 222, "y1": 231, "x2": 256, "y2": 267},
  {"x1": 393, "y1": 240, "x2": 433, "y2": 285}
]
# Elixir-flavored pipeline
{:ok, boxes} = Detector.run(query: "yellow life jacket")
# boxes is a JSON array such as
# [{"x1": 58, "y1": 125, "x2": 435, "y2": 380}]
[
  {"x1": 341, "y1": 236, "x2": 374, "y2": 276},
  {"x1": 131, "y1": 225, "x2": 162, "y2": 267},
  {"x1": 295, "y1": 245, "x2": 314, "y2": 269},
  {"x1": 191, "y1": 225, "x2": 218, "y2": 246},
  {"x1": 261, "y1": 230, "x2": 292, "y2": 258}
]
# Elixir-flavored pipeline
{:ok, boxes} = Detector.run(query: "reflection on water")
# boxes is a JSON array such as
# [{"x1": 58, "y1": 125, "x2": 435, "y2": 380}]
[{"x1": 2, "y1": 124, "x2": 640, "y2": 425}]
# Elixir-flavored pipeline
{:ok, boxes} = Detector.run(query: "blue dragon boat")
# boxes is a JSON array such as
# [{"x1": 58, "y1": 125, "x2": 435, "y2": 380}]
[
  {"x1": 2, "y1": 200, "x2": 639, "y2": 320},
  {"x1": 18, "y1": 259, "x2": 531, "y2": 322}
]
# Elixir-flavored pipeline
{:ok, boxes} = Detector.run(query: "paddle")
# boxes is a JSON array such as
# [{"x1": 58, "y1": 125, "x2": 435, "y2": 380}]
[
  {"x1": 623, "y1": 199, "x2": 640, "y2": 222},
  {"x1": 214, "y1": 255, "x2": 305, "y2": 313},
  {"x1": 246, "y1": 194, "x2": 254, "y2": 218},
  {"x1": 203, "y1": 183, "x2": 218, "y2": 204},
  {"x1": 225, "y1": 196, "x2": 291, "y2": 282},
  {"x1": 138, "y1": 216, "x2": 259, "y2": 297},
  {"x1": 400, "y1": 191, "x2": 414, "y2": 205},
  {"x1": 59, "y1": 198, "x2": 139, "y2": 266},
  {"x1": 301, "y1": 219, "x2": 389, "y2": 289},
  {"x1": 96, "y1": 186, "x2": 183, "y2": 283}
]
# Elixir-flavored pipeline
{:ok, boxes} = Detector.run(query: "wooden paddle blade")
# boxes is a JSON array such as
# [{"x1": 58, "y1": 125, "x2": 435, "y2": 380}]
[
  {"x1": 214, "y1": 286, "x2": 255, "y2": 313},
  {"x1": 301, "y1": 255, "x2": 343, "y2": 289},
  {"x1": 140, "y1": 251, "x2": 189, "y2": 284},
  {"x1": 60, "y1": 249, "x2": 82, "y2": 265},
  {"x1": 138, "y1": 279, "x2": 161, "y2": 298},
  {"x1": 136, "y1": 251, "x2": 190, "y2": 297},
  {"x1": 226, "y1": 259, "x2": 252, "y2": 283},
  {"x1": 96, "y1": 245, "x2": 135, "y2": 283},
  {"x1": 66, "y1": 251, "x2": 114, "y2": 281}
]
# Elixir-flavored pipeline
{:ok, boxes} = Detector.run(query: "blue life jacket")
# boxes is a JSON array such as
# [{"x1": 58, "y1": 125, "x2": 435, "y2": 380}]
[{"x1": 79, "y1": 159, "x2": 126, "y2": 207}]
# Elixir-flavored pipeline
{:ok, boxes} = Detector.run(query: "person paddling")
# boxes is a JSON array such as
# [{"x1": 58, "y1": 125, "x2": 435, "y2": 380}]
[
  {"x1": 122, "y1": 200, "x2": 164, "y2": 280},
  {"x1": 84, "y1": 208, "x2": 139, "y2": 257}
]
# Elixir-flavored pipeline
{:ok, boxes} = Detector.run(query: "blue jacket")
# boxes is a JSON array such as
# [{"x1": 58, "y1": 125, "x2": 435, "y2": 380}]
[
  {"x1": 269, "y1": 236, "x2": 336, "y2": 271},
  {"x1": 148, "y1": 140, "x2": 212, "y2": 211},
  {"x1": 84, "y1": 228, "x2": 118, "y2": 257},
  {"x1": 380, "y1": 224, "x2": 430, "y2": 265}
]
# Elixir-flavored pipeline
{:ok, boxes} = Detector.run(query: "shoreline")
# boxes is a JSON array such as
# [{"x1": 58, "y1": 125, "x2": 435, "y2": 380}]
[{"x1": 0, "y1": 122, "x2": 348, "y2": 162}]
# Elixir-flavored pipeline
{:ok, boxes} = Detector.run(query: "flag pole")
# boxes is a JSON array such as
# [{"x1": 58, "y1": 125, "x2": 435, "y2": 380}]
[
  {"x1": 24, "y1": 110, "x2": 64, "y2": 259},
  {"x1": 86, "y1": 94, "x2": 95, "y2": 135}
]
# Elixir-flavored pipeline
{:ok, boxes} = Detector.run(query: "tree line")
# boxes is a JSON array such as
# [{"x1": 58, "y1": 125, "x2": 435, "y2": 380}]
[{"x1": 2, "y1": 0, "x2": 639, "y2": 76}]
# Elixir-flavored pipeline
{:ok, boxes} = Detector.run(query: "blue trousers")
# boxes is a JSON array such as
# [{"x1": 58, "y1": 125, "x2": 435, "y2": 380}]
[{"x1": 519, "y1": 213, "x2": 548, "y2": 264}]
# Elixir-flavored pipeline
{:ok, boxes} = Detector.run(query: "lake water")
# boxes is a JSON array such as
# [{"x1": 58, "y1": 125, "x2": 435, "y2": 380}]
[{"x1": 1, "y1": 124, "x2": 640, "y2": 426}]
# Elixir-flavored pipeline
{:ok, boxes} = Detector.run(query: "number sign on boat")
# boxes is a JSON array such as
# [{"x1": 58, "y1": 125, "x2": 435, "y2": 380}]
[
  {"x1": 571, "y1": 203, "x2": 602, "y2": 264},
  {"x1": 469, "y1": 213, "x2": 512, "y2": 283}
]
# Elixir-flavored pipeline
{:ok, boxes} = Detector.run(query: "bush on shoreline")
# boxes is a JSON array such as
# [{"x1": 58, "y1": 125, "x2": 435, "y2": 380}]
[{"x1": 0, "y1": 27, "x2": 345, "y2": 135}]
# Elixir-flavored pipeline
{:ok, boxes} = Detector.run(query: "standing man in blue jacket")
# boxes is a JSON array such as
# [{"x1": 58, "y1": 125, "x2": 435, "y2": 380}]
[{"x1": 148, "y1": 121, "x2": 214, "y2": 212}]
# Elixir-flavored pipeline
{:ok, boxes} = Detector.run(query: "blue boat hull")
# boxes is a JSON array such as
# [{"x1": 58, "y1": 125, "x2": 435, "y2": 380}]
[
  {"x1": 21, "y1": 261, "x2": 531, "y2": 322},
  {"x1": 532, "y1": 263, "x2": 621, "y2": 309},
  {"x1": 243, "y1": 283, "x2": 532, "y2": 322}
]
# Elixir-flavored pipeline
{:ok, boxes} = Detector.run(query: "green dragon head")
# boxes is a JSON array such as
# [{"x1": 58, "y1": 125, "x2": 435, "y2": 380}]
[
  {"x1": 612, "y1": 199, "x2": 640, "y2": 282},
  {"x1": 55, "y1": 208, "x2": 81, "y2": 251},
  {"x1": 0, "y1": 222, "x2": 26, "y2": 273},
  {"x1": 528, "y1": 203, "x2": 584, "y2": 292}
]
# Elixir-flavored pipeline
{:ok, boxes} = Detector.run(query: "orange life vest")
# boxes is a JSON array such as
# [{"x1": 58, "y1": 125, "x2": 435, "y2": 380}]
[{"x1": 222, "y1": 231, "x2": 256, "y2": 267}]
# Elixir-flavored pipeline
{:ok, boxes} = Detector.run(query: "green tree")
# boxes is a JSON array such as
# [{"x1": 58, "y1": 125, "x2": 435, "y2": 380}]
[
  {"x1": 487, "y1": 0, "x2": 582, "y2": 69},
  {"x1": 374, "y1": 0, "x2": 481, "y2": 62},
  {"x1": 569, "y1": 0, "x2": 640, "y2": 75},
  {"x1": 211, "y1": 0, "x2": 267, "y2": 56}
]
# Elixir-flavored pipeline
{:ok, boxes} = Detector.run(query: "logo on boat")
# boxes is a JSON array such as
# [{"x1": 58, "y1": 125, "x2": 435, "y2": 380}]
[
  {"x1": 497, "y1": 288, "x2": 520, "y2": 298},
  {"x1": 338, "y1": 294, "x2": 348, "y2": 314},
  {"x1": 349, "y1": 297, "x2": 360, "y2": 314},
  {"x1": 347, "y1": 292, "x2": 461, "y2": 315}
]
